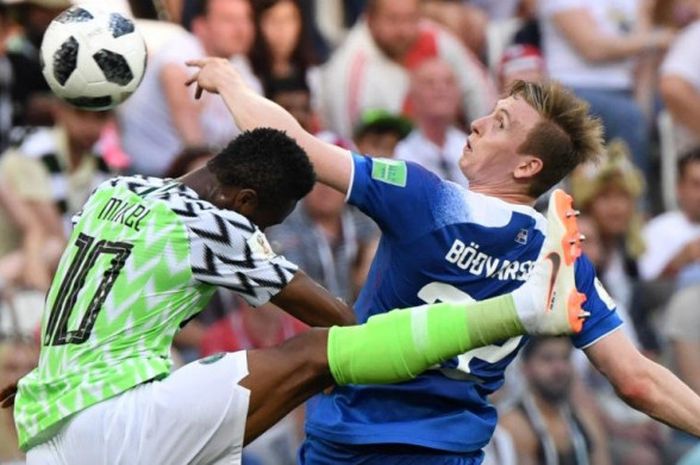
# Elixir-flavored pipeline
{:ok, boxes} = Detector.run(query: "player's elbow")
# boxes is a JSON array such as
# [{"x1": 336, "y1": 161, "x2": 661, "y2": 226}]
[{"x1": 612, "y1": 364, "x2": 656, "y2": 411}]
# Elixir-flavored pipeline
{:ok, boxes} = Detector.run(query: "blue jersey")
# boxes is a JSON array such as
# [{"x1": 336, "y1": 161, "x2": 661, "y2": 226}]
[{"x1": 305, "y1": 154, "x2": 623, "y2": 453}]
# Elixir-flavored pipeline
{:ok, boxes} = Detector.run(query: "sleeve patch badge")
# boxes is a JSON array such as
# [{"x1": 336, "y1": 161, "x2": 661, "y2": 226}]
[
  {"x1": 371, "y1": 158, "x2": 407, "y2": 187},
  {"x1": 248, "y1": 229, "x2": 277, "y2": 259}
]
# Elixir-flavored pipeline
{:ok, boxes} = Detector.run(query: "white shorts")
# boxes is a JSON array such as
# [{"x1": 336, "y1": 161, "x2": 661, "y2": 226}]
[{"x1": 27, "y1": 351, "x2": 250, "y2": 465}]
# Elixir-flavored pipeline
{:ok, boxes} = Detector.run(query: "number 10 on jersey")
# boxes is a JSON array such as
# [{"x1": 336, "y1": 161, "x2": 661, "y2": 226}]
[{"x1": 44, "y1": 233, "x2": 133, "y2": 346}]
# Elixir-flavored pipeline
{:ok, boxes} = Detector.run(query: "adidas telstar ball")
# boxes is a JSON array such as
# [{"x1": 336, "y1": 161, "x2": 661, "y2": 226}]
[{"x1": 40, "y1": 5, "x2": 147, "y2": 111}]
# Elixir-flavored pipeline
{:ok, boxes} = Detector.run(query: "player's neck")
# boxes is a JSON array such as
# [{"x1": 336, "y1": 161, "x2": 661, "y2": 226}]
[
  {"x1": 178, "y1": 167, "x2": 217, "y2": 203},
  {"x1": 469, "y1": 183, "x2": 536, "y2": 207}
]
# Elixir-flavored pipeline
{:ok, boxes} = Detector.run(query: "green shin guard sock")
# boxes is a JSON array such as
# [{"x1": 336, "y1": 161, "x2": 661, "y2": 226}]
[{"x1": 328, "y1": 294, "x2": 525, "y2": 386}]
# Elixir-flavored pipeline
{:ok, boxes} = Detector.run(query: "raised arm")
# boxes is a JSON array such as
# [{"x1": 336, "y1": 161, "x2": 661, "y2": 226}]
[
  {"x1": 549, "y1": 6, "x2": 673, "y2": 63},
  {"x1": 585, "y1": 329, "x2": 700, "y2": 436},
  {"x1": 186, "y1": 58, "x2": 353, "y2": 194}
]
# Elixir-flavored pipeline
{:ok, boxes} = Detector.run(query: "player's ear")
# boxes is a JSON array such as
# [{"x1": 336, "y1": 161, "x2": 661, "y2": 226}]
[
  {"x1": 513, "y1": 155, "x2": 543, "y2": 181},
  {"x1": 231, "y1": 188, "x2": 259, "y2": 217}
]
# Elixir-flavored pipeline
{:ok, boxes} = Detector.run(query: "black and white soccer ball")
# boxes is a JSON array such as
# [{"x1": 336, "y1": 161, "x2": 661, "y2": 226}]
[{"x1": 40, "y1": 5, "x2": 147, "y2": 111}]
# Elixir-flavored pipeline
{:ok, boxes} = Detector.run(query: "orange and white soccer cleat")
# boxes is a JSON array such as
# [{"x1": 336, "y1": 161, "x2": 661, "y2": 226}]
[{"x1": 520, "y1": 189, "x2": 589, "y2": 335}]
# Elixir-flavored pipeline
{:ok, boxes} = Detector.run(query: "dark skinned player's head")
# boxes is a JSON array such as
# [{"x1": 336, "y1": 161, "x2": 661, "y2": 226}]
[{"x1": 206, "y1": 127, "x2": 315, "y2": 228}]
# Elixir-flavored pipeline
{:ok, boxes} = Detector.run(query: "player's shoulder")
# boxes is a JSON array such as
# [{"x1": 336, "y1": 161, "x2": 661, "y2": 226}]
[
  {"x1": 158, "y1": 184, "x2": 258, "y2": 240},
  {"x1": 465, "y1": 191, "x2": 546, "y2": 232},
  {"x1": 103, "y1": 174, "x2": 165, "y2": 190}
]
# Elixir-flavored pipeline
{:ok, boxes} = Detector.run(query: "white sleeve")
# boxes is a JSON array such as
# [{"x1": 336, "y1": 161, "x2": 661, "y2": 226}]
[
  {"x1": 661, "y1": 22, "x2": 700, "y2": 83},
  {"x1": 156, "y1": 32, "x2": 203, "y2": 68},
  {"x1": 184, "y1": 208, "x2": 298, "y2": 307},
  {"x1": 638, "y1": 218, "x2": 683, "y2": 280}
]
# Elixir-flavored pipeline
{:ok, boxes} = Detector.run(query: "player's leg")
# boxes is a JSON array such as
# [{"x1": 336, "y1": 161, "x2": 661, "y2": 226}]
[
  {"x1": 240, "y1": 329, "x2": 333, "y2": 444},
  {"x1": 240, "y1": 189, "x2": 588, "y2": 438}
]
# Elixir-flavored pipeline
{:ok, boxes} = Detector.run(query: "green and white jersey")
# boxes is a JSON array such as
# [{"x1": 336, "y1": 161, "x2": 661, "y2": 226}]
[{"x1": 14, "y1": 176, "x2": 297, "y2": 450}]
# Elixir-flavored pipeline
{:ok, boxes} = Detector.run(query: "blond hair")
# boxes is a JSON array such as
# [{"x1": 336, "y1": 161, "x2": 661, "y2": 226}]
[{"x1": 509, "y1": 80, "x2": 605, "y2": 197}]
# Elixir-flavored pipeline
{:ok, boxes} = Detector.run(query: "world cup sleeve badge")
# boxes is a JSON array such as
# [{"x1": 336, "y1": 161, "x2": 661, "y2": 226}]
[
  {"x1": 515, "y1": 228, "x2": 529, "y2": 245},
  {"x1": 248, "y1": 230, "x2": 276, "y2": 259}
]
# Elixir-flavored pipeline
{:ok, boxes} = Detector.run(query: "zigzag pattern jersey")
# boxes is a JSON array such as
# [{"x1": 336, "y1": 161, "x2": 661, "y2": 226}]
[{"x1": 14, "y1": 176, "x2": 297, "y2": 450}]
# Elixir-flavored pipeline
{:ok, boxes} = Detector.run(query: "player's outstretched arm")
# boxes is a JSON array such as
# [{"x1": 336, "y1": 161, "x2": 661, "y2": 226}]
[
  {"x1": 271, "y1": 270, "x2": 356, "y2": 327},
  {"x1": 585, "y1": 330, "x2": 700, "y2": 437},
  {"x1": 185, "y1": 58, "x2": 353, "y2": 194}
]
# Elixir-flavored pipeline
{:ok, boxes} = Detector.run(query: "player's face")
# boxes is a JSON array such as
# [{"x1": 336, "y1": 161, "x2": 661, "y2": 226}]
[
  {"x1": 524, "y1": 339, "x2": 573, "y2": 404},
  {"x1": 201, "y1": 0, "x2": 254, "y2": 57},
  {"x1": 460, "y1": 96, "x2": 540, "y2": 188},
  {"x1": 255, "y1": 198, "x2": 298, "y2": 230},
  {"x1": 367, "y1": 0, "x2": 420, "y2": 61}
]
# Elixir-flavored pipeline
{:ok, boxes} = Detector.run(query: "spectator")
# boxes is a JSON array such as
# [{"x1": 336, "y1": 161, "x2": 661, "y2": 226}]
[
  {"x1": 0, "y1": 182, "x2": 58, "y2": 292},
  {"x1": 249, "y1": 0, "x2": 318, "y2": 98},
  {"x1": 666, "y1": 284, "x2": 700, "y2": 398},
  {"x1": 118, "y1": 0, "x2": 261, "y2": 176},
  {"x1": 268, "y1": 76, "x2": 318, "y2": 134},
  {"x1": 352, "y1": 108, "x2": 412, "y2": 157},
  {"x1": 639, "y1": 149, "x2": 700, "y2": 281},
  {"x1": 0, "y1": 102, "x2": 112, "y2": 235},
  {"x1": 0, "y1": 2, "x2": 56, "y2": 148},
  {"x1": 570, "y1": 139, "x2": 645, "y2": 343},
  {"x1": 500, "y1": 336, "x2": 612, "y2": 465},
  {"x1": 267, "y1": 182, "x2": 378, "y2": 304},
  {"x1": 481, "y1": 427, "x2": 518, "y2": 465},
  {"x1": 268, "y1": 74, "x2": 355, "y2": 151},
  {"x1": 319, "y1": 0, "x2": 496, "y2": 138},
  {"x1": 660, "y1": 17, "x2": 700, "y2": 155},
  {"x1": 497, "y1": 44, "x2": 546, "y2": 93},
  {"x1": 395, "y1": 58, "x2": 467, "y2": 184},
  {"x1": 537, "y1": 0, "x2": 674, "y2": 174},
  {"x1": 665, "y1": 285, "x2": 700, "y2": 460}
]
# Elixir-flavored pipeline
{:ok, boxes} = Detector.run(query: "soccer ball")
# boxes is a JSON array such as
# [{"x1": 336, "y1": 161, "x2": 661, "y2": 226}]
[{"x1": 40, "y1": 5, "x2": 147, "y2": 111}]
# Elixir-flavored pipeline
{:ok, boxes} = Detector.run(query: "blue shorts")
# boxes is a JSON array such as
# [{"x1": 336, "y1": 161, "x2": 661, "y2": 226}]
[{"x1": 298, "y1": 436, "x2": 484, "y2": 465}]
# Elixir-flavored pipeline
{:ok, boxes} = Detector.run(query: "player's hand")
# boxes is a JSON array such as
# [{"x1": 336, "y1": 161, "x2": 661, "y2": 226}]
[
  {"x1": 0, "y1": 381, "x2": 18, "y2": 409},
  {"x1": 185, "y1": 57, "x2": 243, "y2": 99}
]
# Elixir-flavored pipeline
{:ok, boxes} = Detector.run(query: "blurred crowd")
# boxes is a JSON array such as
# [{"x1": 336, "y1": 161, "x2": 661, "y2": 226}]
[{"x1": 1, "y1": 0, "x2": 700, "y2": 464}]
